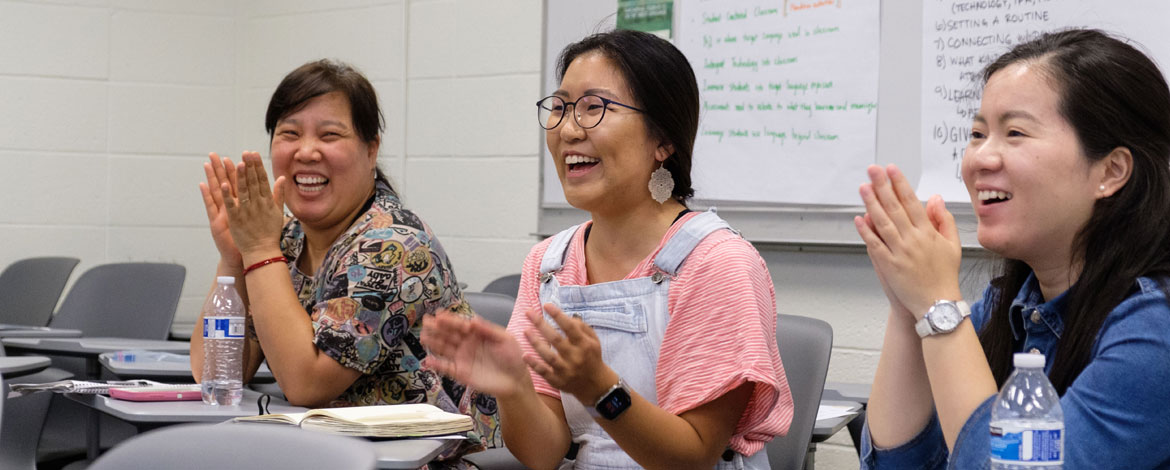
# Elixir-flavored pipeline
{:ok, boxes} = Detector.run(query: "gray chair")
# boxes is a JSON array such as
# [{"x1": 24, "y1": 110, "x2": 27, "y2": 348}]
[
  {"x1": 0, "y1": 346, "x2": 73, "y2": 470},
  {"x1": 0, "y1": 257, "x2": 80, "y2": 326},
  {"x1": 48, "y1": 262, "x2": 186, "y2": 340},
  {"x1": 88, "y1": 423, "x2": 377, "y2": 470},
  {"x1": 766, "y1": 314, "x2": 833, "y2": 470},
  {"x1": 464, "y1": 291, "x2": 517, "y2": 327},
  {"x1": 36, "y1": 262, "x2": 186, "y2": 465},
  {"x1": 482, "y1": 274, "x2": 522, "y2": 299}
]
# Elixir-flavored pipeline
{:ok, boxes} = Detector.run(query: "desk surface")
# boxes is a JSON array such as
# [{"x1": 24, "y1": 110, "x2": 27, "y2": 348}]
[
  {"x1": 0, "y1": 356, "x2": 51, "y2": 377},
  {"x1": 0, "y1": 324, "x2": 83, "y2": 338},
  {"x1": 2, "y1": 337, "x2": 190, "y2": 358},
  {"x1": 68, "y1": 390, "x2": 459, "y2": 469},
  {"x1": 99, "y1": 352, "x2": 274, "y2": 382},
  {"x1": 823, "y1": 382, "x2": 872, "y2": 405},
  {"x1": 811, "y1": 400, "x2": 863, "y2": 443}
]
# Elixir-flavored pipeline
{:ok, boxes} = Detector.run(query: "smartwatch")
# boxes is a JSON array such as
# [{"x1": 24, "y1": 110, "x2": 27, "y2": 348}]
[
  {"x1": 587, "y1": 377, "x2": 632, "y2": 420},
  {"x1": 915, "y1": 300, "x2": 971, "y2": 338}
]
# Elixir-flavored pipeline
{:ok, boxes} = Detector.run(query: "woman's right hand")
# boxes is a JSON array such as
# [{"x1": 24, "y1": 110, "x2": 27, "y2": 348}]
[
  {"x1": 421, "y1": 309, "x2": 531, "y2": 400},
  {"x1": 199, "y1": 152, "x2": 242, "y2": 269}
]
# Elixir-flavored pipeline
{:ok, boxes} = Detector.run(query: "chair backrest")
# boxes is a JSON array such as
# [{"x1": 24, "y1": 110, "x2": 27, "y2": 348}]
[
  {"x1": 766, "y1": 314, "x2": 833, "y2": 470},
  {"x1": 0, "y1": 367, "x2": 72, "y2": 470},
  {"x1": 88, "y1": 423, "x2": 377, "y2": 470},
  {"x1": 0, "y1": 257, "x2": 80, "y2": 326},
  {"x1": 482, "y1": 273, "x2": 522, "y2": 299},
  {"x1": 464, "y1": 291, "x2": 516, "y2": 327},
  {"x1": 49, "y1": 263, "x2": 185, "y2": 340}
]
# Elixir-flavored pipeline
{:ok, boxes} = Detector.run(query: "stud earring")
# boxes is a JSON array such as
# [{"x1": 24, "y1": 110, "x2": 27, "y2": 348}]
[
  {"x1": 1099, "y1": 184, "x2": 1106, "y2": 192},
  {"x1": 648, "y1": 164, "x2": 674, "y2": 204}
]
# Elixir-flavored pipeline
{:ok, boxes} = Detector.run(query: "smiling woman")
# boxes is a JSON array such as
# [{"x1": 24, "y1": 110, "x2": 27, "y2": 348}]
[
  {"x1": 421, "y1": 31, "x2": 794, "y2": 470},
  {"x1": 188, "y1": 59, "x2": 500, "y2": 469},
  {"x1": 855, "y1": 29, "x2": 1170, "y2": 469}
]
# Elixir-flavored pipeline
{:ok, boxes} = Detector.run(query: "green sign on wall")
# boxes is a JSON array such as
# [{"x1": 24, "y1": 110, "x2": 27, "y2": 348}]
[{"x1": 617, "y1": 0, "x2": 674, "y2": 39}]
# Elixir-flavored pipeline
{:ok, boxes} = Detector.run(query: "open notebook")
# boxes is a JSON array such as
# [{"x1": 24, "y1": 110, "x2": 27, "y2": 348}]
[{"x1": 233, "y1": 403, "x2": 473, "y2": 438}]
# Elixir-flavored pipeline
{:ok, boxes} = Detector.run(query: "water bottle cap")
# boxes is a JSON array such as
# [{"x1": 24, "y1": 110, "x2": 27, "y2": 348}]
[
  {"x1": 1013, "y1": 352, "x2": 1045, "y2": 368},
  {"x1": 216, "y1": 276, "x2": 236, "y2": 285}
]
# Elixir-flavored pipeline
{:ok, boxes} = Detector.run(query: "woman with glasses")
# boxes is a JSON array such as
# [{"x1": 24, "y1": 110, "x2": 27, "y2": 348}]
[
  {"x1": 422, "y1": 30, "x2": 793, "y2": 469},
  {"x1": 190, "y1": 60, "x2": 499, "y2": 469}
]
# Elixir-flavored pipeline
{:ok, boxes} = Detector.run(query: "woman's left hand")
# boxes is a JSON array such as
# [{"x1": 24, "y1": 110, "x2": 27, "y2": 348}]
[
  {"x1": 524, "y1": 303, "x2": 618, "y2": 405},
  {"x1": 855, "y1": 164, "x2": 962, "y2": 319},
  {"x1": 222, "y1": 151, "x2": 286, "y2": 260}
]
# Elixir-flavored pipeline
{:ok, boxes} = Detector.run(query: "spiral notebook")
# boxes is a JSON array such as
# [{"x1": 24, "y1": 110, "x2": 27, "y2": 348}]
[{"x1": 7, "y1": 379, "x2": 178, "y2": 398}]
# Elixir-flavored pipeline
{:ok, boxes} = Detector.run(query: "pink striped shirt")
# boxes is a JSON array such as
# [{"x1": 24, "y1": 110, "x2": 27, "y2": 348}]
[{"x1": 505, "y1": 212, "x2": 794, "y2": 455}]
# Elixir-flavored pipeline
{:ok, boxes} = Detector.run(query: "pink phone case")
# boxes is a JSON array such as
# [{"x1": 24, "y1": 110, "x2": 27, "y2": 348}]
[{"x1": 109, "y1": 386, "x2": 202, "y2": 402}]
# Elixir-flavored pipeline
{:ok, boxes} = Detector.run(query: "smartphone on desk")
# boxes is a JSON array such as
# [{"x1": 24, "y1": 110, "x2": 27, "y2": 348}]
[{"x1": 109, "y1": 384, "x2": 202, "y2": 402}]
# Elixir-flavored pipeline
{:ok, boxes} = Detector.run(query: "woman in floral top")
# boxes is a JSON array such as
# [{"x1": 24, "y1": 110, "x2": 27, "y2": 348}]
[{"x1": 190, "y1": 59, "x2": 499, "y2": 466}]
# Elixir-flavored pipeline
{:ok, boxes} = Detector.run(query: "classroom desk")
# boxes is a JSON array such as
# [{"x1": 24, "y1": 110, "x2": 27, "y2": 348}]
[
  {"x1": 0, "y1": 355, "x2": 51, "y2": 378},
  {"x1": 1, "y1": 337, "x2": 190, "y2": 459},
  {"x1": 67, "y1": 389, "x2": 460, "y2": 469},
  {"x1": 822, "y1": 382, "x2": 873, "y2": 456},
  {"x1": 823, "y1": 382, "x2": 872, "y2": 405},
  {"x1": 0, "y1": 323, "x2": 83, "y2": 338},
  {"x1": 99, "y1": 352, "x2": 275, "y2": 383},
  {"x1": 811, "y1": 400, "x2": 863, "y2": 442}
]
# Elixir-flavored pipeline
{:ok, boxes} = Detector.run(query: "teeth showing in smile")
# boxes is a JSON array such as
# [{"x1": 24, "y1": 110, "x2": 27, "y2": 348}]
[
  {"x1": 295, "y1": 175, "x2": 328, "y2": 192},
  {"x1": 565, "y1": 155, "x2": 599, "y2": 165},
  {"x1": 978, "y1": 190, "x2": 1013, "y2": 203}
]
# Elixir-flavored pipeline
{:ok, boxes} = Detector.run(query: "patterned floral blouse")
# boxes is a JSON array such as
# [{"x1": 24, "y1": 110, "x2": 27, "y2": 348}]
[{"x1": 279, "y1": 180, "x2": 501, "y2": 465}]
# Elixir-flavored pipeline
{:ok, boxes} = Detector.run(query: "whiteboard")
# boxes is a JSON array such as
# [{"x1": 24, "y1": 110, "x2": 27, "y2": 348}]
[
  {"x1": 919, "y1": 0, "x2": 1170, "y2": 202},
  {"x1": 541, "y1": 0, "x2": 921, "y2": 247},
  {"x1": 540, "y1": 0, "x2": 1170, "y2": 246}
]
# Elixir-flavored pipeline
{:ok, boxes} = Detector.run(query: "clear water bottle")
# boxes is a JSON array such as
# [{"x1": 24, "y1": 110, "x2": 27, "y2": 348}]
[
  {"x1": 990, "y1": 353, "x2": 1064, "y2": 469},
  {"x1": 201, "y1": 276, "x2": 244, "y2": 405}
]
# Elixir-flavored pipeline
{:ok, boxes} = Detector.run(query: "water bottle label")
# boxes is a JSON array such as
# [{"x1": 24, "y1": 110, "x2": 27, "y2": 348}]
[
  {"x1": 990, "y1": 424, "x2": 1063, "y2": 464},
  {"x1": 203, "y1": 316, "x2": 245, "y2": 339}
]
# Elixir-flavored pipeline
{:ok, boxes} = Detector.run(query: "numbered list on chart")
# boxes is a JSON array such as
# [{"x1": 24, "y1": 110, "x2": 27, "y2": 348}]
[
  {"x1": 920, "y1": 0, "x2": 1065, "y2": 201},
  {"x1": 678, "y1": 0, "x2": 879, "y2": 205}
]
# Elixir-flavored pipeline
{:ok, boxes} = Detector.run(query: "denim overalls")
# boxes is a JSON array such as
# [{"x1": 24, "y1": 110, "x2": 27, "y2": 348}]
[{"x1": 538, "y1": 210, "x2": 770, "y2": 470}]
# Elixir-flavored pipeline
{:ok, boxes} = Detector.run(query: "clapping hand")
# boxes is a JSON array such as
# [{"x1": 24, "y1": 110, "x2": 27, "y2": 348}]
[
  {"x1": 421, "y1": 309, "x2": 531, "y2": 399},
  {"x1": 220, "y1": 152, "x2": 286, "y2": 260},
  {"x1": 199, "y1": 153, "x2": 243, "y2": 268},
  {"x1": 523, "y1": 303, "x2": 617, "y2": 405},
  {"x1": 854, "y1": 164, "x2": 963, "y2": 319}
]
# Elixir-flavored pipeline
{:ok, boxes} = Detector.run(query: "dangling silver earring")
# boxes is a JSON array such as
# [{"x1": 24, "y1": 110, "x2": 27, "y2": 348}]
[{"x1": 648, "y1": 164, "x2": 674, "y2": 204}]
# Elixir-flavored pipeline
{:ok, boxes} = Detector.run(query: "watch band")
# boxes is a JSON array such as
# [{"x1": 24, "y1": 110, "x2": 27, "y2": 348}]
[
  {"x1": 587, "y1": 377, "x2": 632, "y2": 420},
  {"x1": 915, "y1": 300, "x2": 971, "y2": 338}
]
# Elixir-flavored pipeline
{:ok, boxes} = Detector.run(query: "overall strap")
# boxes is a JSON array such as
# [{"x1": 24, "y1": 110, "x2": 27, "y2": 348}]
[
  {"x1": 539, "y1": 223, "x2": 583, "y2": 275},
  {"x1": 653, "y1": 209, "x2": 733, "y2": 275}
]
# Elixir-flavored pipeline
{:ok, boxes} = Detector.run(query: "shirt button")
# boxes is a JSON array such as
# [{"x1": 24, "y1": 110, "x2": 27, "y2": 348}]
[
  {"x1": 1029, "y1": 348, "x2": 1041, "y2": 354},
  {"x1": 1030, "y1": 310, "x2": 1042, "y2": 324}
]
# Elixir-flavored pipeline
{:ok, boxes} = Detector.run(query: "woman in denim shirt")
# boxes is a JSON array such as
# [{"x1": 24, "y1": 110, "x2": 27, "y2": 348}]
[{"x1": 854, "y1": 29, "x2": 1170, "y2": 469}]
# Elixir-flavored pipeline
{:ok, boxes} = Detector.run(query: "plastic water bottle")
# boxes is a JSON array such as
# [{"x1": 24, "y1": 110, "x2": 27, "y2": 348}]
[
  {"x1": 990, "y1": 353, "x2": 1064, "y2": 469},
  {"x1": 201, "y1": 276, "x2": 244, "y2": 405}
]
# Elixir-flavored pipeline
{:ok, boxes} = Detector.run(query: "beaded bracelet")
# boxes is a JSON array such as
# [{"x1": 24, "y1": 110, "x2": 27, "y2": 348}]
[{"x1": 242, "y1": 256, "x2": 288, "y2": 276}]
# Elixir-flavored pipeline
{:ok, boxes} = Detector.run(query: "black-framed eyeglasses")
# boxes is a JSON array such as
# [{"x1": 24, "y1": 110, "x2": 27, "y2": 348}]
[{"x1": 536, "y1": 95, "x2": 645, "y2": 130}]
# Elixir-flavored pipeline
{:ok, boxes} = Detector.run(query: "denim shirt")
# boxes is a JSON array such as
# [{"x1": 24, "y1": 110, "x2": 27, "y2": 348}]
[{"x1": 860, "y1": 274, "x2": 1170, "y2": 469}]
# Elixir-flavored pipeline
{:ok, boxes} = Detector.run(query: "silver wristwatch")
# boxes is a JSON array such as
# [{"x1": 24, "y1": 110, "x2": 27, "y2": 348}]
[{"x1": 915, "y1": 300, "x2": 971, "y2": 338}]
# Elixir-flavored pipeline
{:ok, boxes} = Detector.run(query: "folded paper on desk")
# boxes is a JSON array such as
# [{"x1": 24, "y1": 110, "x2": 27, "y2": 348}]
[
  {"x1": 816, "y1": 404, "x2": 860, "y2": 421},
  {"x1": 233, "y1": 403, "x2": 474, "y2": 438},
  {"x1": 7, "y1": 379, "x2": 165, "y2": 398}
]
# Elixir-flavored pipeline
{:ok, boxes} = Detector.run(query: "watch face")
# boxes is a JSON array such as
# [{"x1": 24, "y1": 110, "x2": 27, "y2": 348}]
[
  {"x1": 930, "y1": 303, "x2": 962, "y2": 331},
  {"x1": 596, "y1": 386, "x2": 632, "y2": 420}
]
